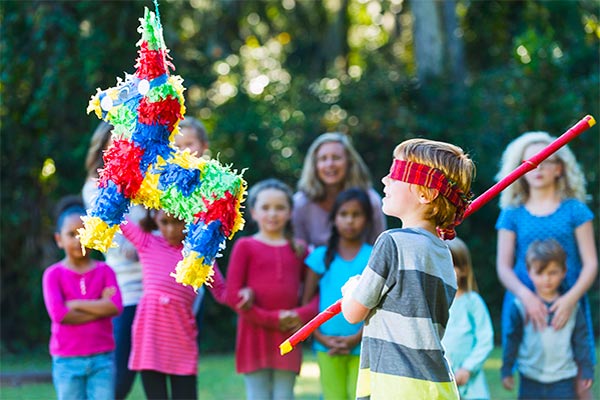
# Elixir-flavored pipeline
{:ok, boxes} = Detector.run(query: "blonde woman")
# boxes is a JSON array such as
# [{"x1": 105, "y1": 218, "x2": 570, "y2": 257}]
[
  {"x1": 495, "y1": 131, "x2": 597, "y2": 398},
  {"x1": 442, "y1": 237, "x2": 494, "y2": 400},
  {"x1": 292, "y1": 132, "x2": 386, "y2": 248}
]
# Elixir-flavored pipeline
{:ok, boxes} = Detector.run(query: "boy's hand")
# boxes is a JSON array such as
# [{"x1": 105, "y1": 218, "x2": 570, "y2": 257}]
[
  {"x1": 576, "y1": 378, "x2": 593, "y2": 395},
  {"x1": 454, "y1": 368, "x2": 471, "y2": 386},
  {"x1": 341, "y1": 275, "x2": 361, "y2": 298},
  {"x1": 236, "y1": 287, "x2": 254, "y2": 310},
  {"x1": 502, "y1": 376, "x2": 514, "y2": 390}
]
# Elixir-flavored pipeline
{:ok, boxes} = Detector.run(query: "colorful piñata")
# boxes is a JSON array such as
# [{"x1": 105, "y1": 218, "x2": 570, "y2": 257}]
[{"x1": 78, "y1": 7, "x2": 246, "y2": 290}]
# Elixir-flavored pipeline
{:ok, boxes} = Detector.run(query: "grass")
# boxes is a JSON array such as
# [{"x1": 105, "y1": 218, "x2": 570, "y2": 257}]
[{"x1": 1, "y1": 347, "x2": 598, "y2": 399}]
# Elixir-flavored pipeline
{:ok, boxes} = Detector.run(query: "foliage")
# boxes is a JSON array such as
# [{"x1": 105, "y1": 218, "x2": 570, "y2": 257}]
[{"x1": 1, "y1": 0, "x2": 598, "y2": 352}]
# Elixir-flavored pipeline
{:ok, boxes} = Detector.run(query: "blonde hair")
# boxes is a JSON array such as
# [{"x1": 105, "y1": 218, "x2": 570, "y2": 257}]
[
  {"x1": 297, "y1": 132, "x2": 372, "y2": 201},
  {"x1": 447, "y1": 237, "x2": 478, "y2": 292},
  {"x1": 85, "y1": 121, "x2": 113, "y2": 178},
  {"x1": 393, "y1": 138, "x2": 475, "y2": 229},
  {"x1": 496, "y1": 131, "x2": 587, "y2": 208},
  {"x1": 526, "y1": 239, "x2": 567, "y2": 274}
]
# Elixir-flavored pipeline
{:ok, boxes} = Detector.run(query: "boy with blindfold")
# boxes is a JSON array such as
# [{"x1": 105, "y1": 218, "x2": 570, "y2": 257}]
[{"x1": 341, "y1": 138, "x2": 475, "y2": 400}]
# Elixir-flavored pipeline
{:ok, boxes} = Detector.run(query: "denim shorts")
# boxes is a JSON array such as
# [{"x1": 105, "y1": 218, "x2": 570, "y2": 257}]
[
  {"x1": 52, "y1": 352, "x2": 115, "y2": 400},
  {"x1": 519, "y1": 374, "x2": 576, "y2": 400}
]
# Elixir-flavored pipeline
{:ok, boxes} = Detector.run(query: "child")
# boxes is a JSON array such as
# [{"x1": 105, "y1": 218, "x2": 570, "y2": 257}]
[
  {"x1": 42, "y1": 195, "x2": 123, "y2": 400},
  {"x1": 301, "y1": 187, "x2": 374, "y2": 400},
  {"x1": 441, "y1": 237, "x2": 494, "y2": 400},
  {"x1": 495, "y1": 131, "x2": 597, "y2": 398},
  {"x1": 226, "y1": 178, "x2": 318, "y2": 400},
  {"x1": 172, "y1": 116, "x2": 218, "y2": 342},
  {"x1": 501, "y1": 239, "x2": 594, "y2": 399},
  {"x1": 175, "y1": 116, "x2": 209, "y2": 158},
  {"x1": 341, "y1": 138, "x2": 475, "y2": 399},
  {"x1": 120, "y1": 209, "x2": 226, "y2": 400}
]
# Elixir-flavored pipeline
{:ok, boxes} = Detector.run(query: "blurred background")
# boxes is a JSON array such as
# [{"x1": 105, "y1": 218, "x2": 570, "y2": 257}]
[{"x1": 1, "y1": 0, "x2": 598, "y2": 354}]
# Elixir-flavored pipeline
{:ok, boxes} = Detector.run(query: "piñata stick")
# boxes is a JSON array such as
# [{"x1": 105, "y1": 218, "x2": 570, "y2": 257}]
[{"x1": 280, "y1": 114, "x2": 596, "y2": 355}]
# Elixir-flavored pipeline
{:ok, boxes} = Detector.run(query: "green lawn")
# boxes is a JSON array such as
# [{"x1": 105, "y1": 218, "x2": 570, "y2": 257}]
[{"x1": 1, "y1": 347, "x2": 598, "y2": 399}]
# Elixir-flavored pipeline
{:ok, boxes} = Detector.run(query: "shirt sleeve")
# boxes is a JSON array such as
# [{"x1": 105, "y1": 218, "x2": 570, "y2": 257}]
[
  {"x1": 305, "y1": 247, "x2": 326, "y2": 275},
  {"x1": 569, "y1": 199, "x2": 594, "y2": 228},
  {"x1": 461, "y1": 293, "x2": 494, "y2": 374},
  {"x1": 351, "y1": 232, "x2": 397, "y2": 310},
  {"x1": 103, "y1": 264, "x2": 123, "y2": 314},
  {"x1": 495, "y1": 208, "x2": 516, "y2": 232},
  {"x1": 42, "y1": 267, "x2": 70, "y2": 323},
  {"x1": 119, "y1": 218, "x2": 149, "y2": 249},
  {"x1": 572, "y1": 304, "x2": 594, "y2": 380},
  {"x1": 501, "y1": 300, "x2": 523, "y2": 378}
]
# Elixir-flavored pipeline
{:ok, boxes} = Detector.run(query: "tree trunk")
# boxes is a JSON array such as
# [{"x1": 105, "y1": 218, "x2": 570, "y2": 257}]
[
  {"x1": 411, "y1": 0, "x2": 443, "y2": 82},
  {"x1": 443, "y1": 0, "x2": 466, "y2": 86}
]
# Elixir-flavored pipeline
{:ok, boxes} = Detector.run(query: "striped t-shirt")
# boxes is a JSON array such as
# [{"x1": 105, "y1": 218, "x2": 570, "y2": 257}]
[{"x1": 351, "y1": 228, "x2": 459, "y2": 400}]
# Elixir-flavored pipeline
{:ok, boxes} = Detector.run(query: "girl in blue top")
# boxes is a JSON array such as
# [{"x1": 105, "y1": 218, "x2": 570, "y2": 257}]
[
  {"x1": 442, "y1": 237, "x2": 494, "y2": 400},
  {"x1": 301, "y1": 188, "x2": 374, "y2": 400},
  {"x1": 495, "y1": 131, "x2": 597, "y2": 398}
]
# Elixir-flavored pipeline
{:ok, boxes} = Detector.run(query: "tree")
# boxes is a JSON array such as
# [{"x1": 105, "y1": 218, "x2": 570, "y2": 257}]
[{"x1": 411, "y1": 0, "x2": 444, "y2": 82}]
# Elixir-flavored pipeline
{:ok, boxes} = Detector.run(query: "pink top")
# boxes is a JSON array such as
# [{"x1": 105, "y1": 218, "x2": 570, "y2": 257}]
[
  {"x1": 226, "y1": 236, "x2": 318, "y2": 374},
  {"x1": 121, "y1": 220, "x2": 226, "y2": 375},
  {"x1": 42, "y1": 261, "x2": 123, "y2": 357}
]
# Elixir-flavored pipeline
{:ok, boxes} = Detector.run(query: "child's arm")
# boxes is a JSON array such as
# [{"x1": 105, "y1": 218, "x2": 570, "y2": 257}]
[
  {"x1": 550, "y1": 221, "x2": 597, "y2": 330},
  {"x1": 458, "y1": 294, "x2": 494, "y2": 383},
  {"x1": 342, "y1": 234, "x2": 397, "y2": 324},
  {"x1": 66, "y1": 287, "x2": 120, "y2": 318},
  {"x1": 497, "y1": 229, "x2": 548, "y2": 330},
  {"x1": 42, "y1": 267, "x2": 110, "y2": 324},
  {"x1": 501, "y1": 301, "x2": 524, "y2": 390},
  {"x1": 119, "y1": 217, "x2": 149, "y2": 250},
  {"x1": 572, "y1": 305, "x2": 595, "y2": 385},
  {"x1": 225, "y1": 239, "x2": 281, "y2": 329},
  {"x1": 341, "y1": 275, "x2": 371, "y2": 324},
  {"x1": 65, "y1": 266, "x2": 123, "y2": 319},
  {"x1": 342, "y1": 297, "x2": 370, "y2": 324},
  {"x1": 326, "y1": 328, "x2": 363, "y2": 355}
]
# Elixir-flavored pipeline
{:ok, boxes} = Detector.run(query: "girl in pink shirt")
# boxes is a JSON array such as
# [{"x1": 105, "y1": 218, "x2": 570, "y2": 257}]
[
  {"x1": 120, "y1": 208, "x2": 226, "y2": 400},
  {"x1": 226, "y1": 179, "x2": 318, "y2": 400},
  {"x1": 43, "y1": 196, "x2": 123, "y2": 400}
]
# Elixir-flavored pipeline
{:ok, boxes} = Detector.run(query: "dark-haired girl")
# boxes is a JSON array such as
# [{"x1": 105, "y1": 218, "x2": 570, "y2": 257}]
[
  {"x1": 301, "y1": 187, "x2": 373, "y2": 400},
  {"x1": 43, "y1": 196, "x2": 123, "y2": 400}
]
